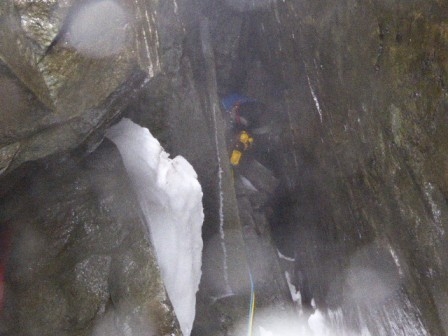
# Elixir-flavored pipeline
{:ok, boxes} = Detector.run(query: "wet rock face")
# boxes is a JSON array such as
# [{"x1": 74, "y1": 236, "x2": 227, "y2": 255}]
[
  {"x1": 0, "y1": 0, "x2": 180, "y2": 176},
  {"x1": 0, "y1": 0, "x2": 194, "y2": 334},
  {"x1": 169, "y1": 0, "x2": 448, "y2": 334},
  {"x1": 2, "y1": 0, "x2": 448, "y2": 334},
  {"x1": 0, "y1": 142, "x2": 181, "y2": 336},
  {"x1": 232, "y1": 0, "x2": 448, "y2": 334}
]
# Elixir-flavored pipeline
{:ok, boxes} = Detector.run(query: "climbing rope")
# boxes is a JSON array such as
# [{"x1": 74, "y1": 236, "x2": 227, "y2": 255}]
[
  {"x1": 229, "y1": 151, "x2": 256, "y2": 335},
  {"x1": 247, "y1": 270, "x2": 256, "y2": 336}
]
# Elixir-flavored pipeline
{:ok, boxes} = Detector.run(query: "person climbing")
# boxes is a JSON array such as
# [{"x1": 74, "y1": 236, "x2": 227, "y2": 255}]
[
  {"x1": 222, "y1": 93, "x2": 263, "y2": 166},
  {"x1": 222, "y1": 93, "x2": 263, "y2": 131}
]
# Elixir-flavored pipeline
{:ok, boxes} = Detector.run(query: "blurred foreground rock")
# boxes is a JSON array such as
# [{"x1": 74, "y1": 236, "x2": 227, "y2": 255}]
[
  {"x1": 0, "y1": 0, "x2": 177, "y2": 176},
  {"x1": 0, "y1": 140, "x2": 181, "y2": 336}
]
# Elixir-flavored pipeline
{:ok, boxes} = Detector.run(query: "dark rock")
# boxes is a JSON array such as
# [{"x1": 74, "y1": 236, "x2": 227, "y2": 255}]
[
  {"x1": 239, "y1": 1, "x2": 448, "y2": 334},
  {"x1": 0, "y1": 0, "x2": 180, "y2": 177},
  {"x1": 2, "y1": 0, "x2": 448, "y2": 335},
  {"x1": 181, "y1": 0, "x2": 448, "y2": 334},
  {"x1": 0, "y1": 141, "x2": 180, "y2": 336},
  {"x1": 63, "y1": 255, "x2": 112, "y2": 326},
  {"x1": 238, "y1": 159, "x2": 280, "y2": 197}
]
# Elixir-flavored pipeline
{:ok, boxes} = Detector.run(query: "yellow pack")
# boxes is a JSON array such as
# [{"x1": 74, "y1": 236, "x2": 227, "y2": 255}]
[{"x1": 230, "y1": 149, "x2": 243, "y2": 166}]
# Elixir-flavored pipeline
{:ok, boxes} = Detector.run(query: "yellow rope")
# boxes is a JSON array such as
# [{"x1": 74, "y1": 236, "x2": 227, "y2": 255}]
[
  {"x1": 247, "y1": 271, "x2": 256, "y2": 336},
  {"x1": 229, "y1": 166, "x2": 255, "y2": 336}
]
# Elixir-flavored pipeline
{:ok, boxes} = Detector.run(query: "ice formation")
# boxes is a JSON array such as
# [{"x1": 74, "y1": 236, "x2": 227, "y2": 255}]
[{"x1": 106, "y1": 118, "x2": 204, "y2": 336}]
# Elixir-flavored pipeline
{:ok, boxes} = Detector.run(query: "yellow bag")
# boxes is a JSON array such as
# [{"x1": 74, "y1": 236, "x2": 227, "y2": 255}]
[
  {"x1": 230, "y1": 131, "x2": 254, "y2": 166},
  {"x1": 230, "y1": 149, "x2": 243, "y2": 166}
]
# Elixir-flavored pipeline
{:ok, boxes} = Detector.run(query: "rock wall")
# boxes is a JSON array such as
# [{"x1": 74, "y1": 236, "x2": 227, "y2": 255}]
[
  {"x1": 178, "y1": 0, "x2": 448, "y2": 334},
  {"x1": 238, "y1": 0, "x2": 448, "y2": 334},
  {"x1": 0, "y1": 0, "x2": 167, "y2": 175},
  {"x1": 0, "y1": 0, "x2": 186, "y2": 335},
  {"x1": 2, "y1": 0, "x2": 448, "y2": 335},
  {"x1": 1, "y1": 0, "x2": 268, "y2": 334},
  {"x1": 0, "y1": 141, "x2": 181, "y2": 336}
]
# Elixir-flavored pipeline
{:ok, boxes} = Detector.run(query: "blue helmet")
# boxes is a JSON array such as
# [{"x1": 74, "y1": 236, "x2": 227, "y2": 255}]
[{"x1": 221, "y1": 93, "x2": 257, "y2": 112}]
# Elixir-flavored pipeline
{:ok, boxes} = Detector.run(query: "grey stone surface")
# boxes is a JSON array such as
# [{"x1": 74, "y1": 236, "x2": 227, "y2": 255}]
[
  {"x1": 243, "y1": 1, "x2": 448, "y2": 334},
  {"x1": 0, "y1": 141, "x2": 181, "y2": 336},
  {"x1": 2, "y1": 0, "x2": 448, "y2": 335},
  {"x1": 0, "y1": 0, "x2": 174, "y2": 176}
]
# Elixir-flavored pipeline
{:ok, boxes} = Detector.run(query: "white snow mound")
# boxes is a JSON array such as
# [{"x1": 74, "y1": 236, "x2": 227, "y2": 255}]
[{"x1": 106, "y1": 118, "x2": 204, "y2": 336}]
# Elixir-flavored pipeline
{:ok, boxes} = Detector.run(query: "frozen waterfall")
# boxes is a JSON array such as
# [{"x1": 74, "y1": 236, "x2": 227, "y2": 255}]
[{"x1": 106, "y1": 118, "x2": 204, "y2": 336}]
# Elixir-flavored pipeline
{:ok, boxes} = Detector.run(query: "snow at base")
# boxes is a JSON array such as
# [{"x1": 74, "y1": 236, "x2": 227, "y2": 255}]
[{"x1": 106, "y1": 118, "x2": 204, "y2": 336}]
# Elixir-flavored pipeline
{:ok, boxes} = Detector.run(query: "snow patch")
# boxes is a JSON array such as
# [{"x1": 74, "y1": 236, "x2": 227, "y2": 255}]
[
  {"x1": 259, "y1": 326, "x2": 274, "y2": 336},
  {"x1": 308, "y1": 309, "x2": 328, "y2": 334},
  {"x1": 388, "y1": 245, "x2": 404, "y2": 277},
  {"x1": 424, "y1": 182, "x2": 445, "y2": 236},
  {"x1": 106, "y1": 118, "x2": 204, "y2": 336},
  {"x1": 285, "y1": 271, "x2": 301, "y2": 303},
  {"x1": 277, "y1": 249, "x2": 295, "y2": 262},
  {"x1": 306, "y1": 74, "x2": 323, "y2": 123},
  {"x1": 240, "y1": 175, "x2": 258, "y2": 192}
]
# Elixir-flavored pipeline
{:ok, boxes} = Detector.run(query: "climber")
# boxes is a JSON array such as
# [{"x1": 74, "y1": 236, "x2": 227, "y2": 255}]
[
  {"x1": 222, "y1": 93, "x2": 263, "y2": 166},
  {"x1": 221, "y1": 93, "x2": 263, "y2": 131}
]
